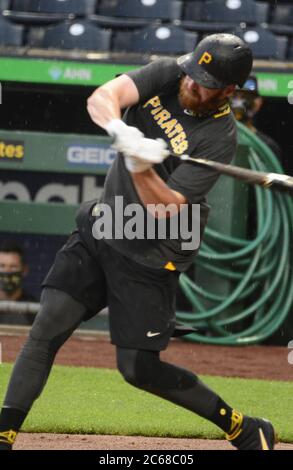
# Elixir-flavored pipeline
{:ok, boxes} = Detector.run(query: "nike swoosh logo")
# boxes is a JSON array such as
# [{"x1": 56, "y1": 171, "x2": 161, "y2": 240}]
[
  {"x1": 259, "y1": 428, "x2": 269, "y2": 450},
  {"x1": 146, "y1": 331, "x2": 161, "y2": 337}
]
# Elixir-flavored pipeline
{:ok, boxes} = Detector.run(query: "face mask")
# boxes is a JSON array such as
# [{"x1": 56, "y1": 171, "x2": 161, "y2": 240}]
[
  {"x1": 0, "y1": 271, "x2": 23, "y2": 294},
  {"x1": 231, "y1": 95, "x2": 256, "y2": 121}
]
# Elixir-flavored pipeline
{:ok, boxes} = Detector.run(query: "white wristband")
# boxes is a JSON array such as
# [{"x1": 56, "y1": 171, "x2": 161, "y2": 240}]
[
  {"x1": 104, "y1": 119, "x2": 129, "y2": 137},
  {"x1": 124, "y1": 155, "x2": 152, "y2": 173}
]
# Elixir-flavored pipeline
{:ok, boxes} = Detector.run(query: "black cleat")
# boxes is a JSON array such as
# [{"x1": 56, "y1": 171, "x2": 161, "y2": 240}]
[
  {"x1": 0, "y1": 442, "x2": 12, "y2": 450},
  {"x1": 0, "y1": 430, "x2": 17, "y2": 450},
  {"x1": 226, "y1": 411, "x2": 276, "y2": 450}
]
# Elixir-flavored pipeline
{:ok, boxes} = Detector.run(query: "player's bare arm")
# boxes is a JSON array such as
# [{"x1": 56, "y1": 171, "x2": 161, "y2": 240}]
[
  {"x1": 87, "y1": 74, "x2": 140, "y2": 129},
  {"x1": 131, "y1": 168, "x2": 187, "y2": 218},
  {"x1": 87, "y1": 74, "x2": 184, "y2": 216}
]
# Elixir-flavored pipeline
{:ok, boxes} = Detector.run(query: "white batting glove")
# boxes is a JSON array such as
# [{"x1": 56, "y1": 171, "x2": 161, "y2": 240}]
[
  {"x1": 105, "y1": 119, "x2": 144, "y2": 155},
  {"x1": 105, "y1": 119, "x2": 170, "y2": 173},
  {"x1": 124, "y1": 138, "x2": 169, "y2": 173},
  {"x1": 123, "y1": 155, "x2": 153, "y2": 173}
]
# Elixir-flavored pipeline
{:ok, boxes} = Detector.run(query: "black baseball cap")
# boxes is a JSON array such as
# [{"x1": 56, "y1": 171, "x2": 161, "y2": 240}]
[{"x1": 177, "y1": 33, "x2": 253, "y2": 89}]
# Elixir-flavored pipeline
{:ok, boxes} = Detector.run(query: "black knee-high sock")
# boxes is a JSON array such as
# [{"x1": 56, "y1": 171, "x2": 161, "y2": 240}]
[
  {"x1": 0, "y1": 407, "x2": 26, "y2": 432},
  {"x1": 0, "y1": 408, "x2": 26, "y2": 449},
  {"x1": 117, "y1": 347, "x2": 234, "y2": 433}
]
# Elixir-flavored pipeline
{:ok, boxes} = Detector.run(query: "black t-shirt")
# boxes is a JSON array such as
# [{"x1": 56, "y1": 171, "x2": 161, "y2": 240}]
[{"x1": 99, "y1": 58, "x2": 237, "y2": 272}]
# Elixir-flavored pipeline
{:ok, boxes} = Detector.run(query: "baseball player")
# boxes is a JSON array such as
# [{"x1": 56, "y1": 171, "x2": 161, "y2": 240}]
[{"x1": 0, "y1": 34, "x2": 276, "y2": 450}]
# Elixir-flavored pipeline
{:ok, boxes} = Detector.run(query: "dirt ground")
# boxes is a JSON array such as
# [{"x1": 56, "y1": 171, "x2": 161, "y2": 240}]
[
  {"x1": 1, "y1": 332, "x2": 292, "y2": 451},
  {"x1": 13, "y1": 433, "x2": 293, "y2": 451}
]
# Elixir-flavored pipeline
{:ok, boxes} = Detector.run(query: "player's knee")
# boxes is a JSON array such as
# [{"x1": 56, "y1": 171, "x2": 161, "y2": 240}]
[
  {"x1": 21, "y1": 294, "x2": 67, "y2": 363},
  {"x1": 116, "y1": 347, "x2": 138, "y2": 386},
  {"x1": 116, "y1": 347, "x2": 159, "y2": 388},
  {"x1": 28, "y1": 287, "x2": 80, "y2": 353}
]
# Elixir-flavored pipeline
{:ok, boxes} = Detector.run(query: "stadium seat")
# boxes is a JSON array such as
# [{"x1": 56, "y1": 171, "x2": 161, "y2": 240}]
[
  {"x1": 40, "y1": 21, "x2": 111, "y2": 52},
  {"x1": 0, "y1": 0, "x2": 9, "y2": 10},
  {"x1": 97, "y1": 0, "x2": 183, "y2": 22},
  {"x1": 10, "y1": 0, "x2": 96, "y2": 16},
  {"x1": 5, "y1": 0, "x2": 96, "y2": 25},
  {"x1": 0, "y1": 16, "x2": 23, "y2": 46},
  {"x1": 113, "y1": 23, "x2": 198, "y2": 54},
  {"x1": 88, "y1": 14, "x2": 150, "y2": 31},
  {"x1": 183, "y1": 0, "x2": 268, "y2": 25},
  {"x1": 91, "y1": 0, "x2": 183, "y2": 30},
  {"x1": 234, "y1": 26, "x2": 288, "y2": 60},
  {"x1": 271, "y1": 4, "x2": 293, "y2": 26},
  {"x1": 288, "y1": 39, "x2": 293, "y2": 59},
  {"x1": 256, "y1": 2, "x2": 270, "y2": 24}
]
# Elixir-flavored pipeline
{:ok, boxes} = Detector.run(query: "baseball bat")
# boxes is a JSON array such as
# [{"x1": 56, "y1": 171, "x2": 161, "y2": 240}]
[{"x1": 176, "y1": 154, "x2": 293, "y2": 195}]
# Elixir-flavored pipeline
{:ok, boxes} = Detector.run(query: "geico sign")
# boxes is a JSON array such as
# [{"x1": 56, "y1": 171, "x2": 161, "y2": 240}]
[
  {"x1": 0, "y1": 176, "x2": 103, "y2": 204},
  {"x1": 67, "y1": 146, "x2": 117, "y2": 166}
]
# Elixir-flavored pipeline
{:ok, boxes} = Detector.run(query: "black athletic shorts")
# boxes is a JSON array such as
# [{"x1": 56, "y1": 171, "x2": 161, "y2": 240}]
[{"x1": 43, "y1": 203, "x2": 180, "y2": 351}]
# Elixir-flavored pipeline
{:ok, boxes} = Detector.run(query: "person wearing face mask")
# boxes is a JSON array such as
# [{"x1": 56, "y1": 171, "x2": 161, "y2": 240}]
[
  {"x1": 231, "y1": 77, "x2": 282, "y2": 241},
  {"x1": 0, "y1": 241, "x2": 36, "y2": 325},
  {"x1": 231, "y1": 76, "x2": 281, "y2": 159}
]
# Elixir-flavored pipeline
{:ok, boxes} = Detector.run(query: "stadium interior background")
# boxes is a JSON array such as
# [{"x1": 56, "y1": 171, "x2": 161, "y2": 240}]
[{"x1": 0, "y1": 0, "x2": 292, "y2": 344}]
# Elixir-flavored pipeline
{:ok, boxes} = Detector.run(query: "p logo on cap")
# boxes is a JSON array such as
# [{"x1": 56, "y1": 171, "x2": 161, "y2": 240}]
[{"x1": 198, "y1": 52, "x2": 213, "y2": 65}]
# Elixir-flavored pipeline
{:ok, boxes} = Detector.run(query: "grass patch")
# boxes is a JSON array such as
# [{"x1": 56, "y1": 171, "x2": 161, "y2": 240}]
[{"x1": 0, "y1": 364, "x2": 292, "y2": 442}]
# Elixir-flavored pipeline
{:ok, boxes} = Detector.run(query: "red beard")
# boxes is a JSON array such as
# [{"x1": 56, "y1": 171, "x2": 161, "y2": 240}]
[{"x1": 178, "y1": 78, "x2": 225, "y2": 115}]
